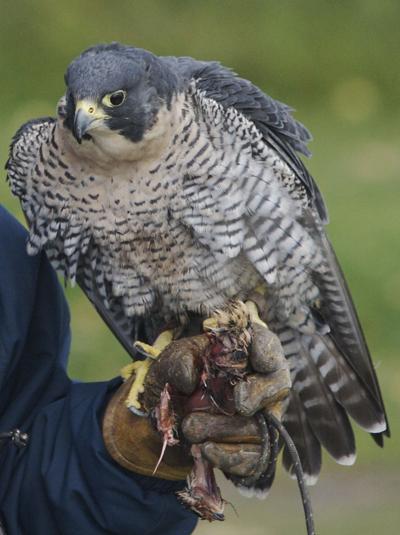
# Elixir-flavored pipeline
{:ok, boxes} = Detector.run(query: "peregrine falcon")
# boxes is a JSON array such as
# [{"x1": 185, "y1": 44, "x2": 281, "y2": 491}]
[{"x1": 6, "y1": 43, "x2": 389, "y2": 485}]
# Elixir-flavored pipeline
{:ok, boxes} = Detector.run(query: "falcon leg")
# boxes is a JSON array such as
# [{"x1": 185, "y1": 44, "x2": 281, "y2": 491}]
[
  {"x1": 121, "y1": 330, "x2": 174, "y2": 414},
  {"x1": 245, "y1": 300, "x2": 268, "y2": 328}
]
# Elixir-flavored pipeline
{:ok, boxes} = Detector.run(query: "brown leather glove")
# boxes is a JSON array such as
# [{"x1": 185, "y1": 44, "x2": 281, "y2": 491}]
[
  {"x1": 103, "y1": 375, "x2": 193, "y2": 480},
  {"x1": 103, "y1": 320, "x2": 290, "y2": 482},
  {"x1": 181, "y1": 322, "x2": 290, "y2": 480}
]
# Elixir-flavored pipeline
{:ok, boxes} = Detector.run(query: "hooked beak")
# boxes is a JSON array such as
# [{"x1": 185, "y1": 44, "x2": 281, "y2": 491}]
[{"x1": 72, "y1": 100, "x2": 105, "y2": 143}]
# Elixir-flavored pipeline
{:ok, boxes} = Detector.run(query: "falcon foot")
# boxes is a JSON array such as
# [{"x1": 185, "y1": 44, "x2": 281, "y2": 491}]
[
  {"x1": 121, "y1": 330, "x2": 174, "y2": 415},
  {"x1": 245, "y1": 299, "x2": 268, "y2": 328}
]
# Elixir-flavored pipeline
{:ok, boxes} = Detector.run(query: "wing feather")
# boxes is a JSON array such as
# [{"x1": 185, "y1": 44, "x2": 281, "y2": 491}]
[{"x1": 168, "y1": 56, "x2": 328, "y2": 222}]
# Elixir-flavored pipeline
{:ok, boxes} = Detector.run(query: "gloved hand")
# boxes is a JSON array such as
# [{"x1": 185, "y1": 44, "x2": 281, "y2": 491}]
[
  {"x1": 103, "y1": 317, "x2": 291, "y2": 483},
  {"x1": 181, "y1": 321, "x2": 291, "y2": 483}
]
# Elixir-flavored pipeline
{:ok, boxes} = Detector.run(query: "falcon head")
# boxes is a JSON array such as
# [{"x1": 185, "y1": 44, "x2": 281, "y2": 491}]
[{"x1": 61, "y1": 43, "x2": 181, "y2": 146}]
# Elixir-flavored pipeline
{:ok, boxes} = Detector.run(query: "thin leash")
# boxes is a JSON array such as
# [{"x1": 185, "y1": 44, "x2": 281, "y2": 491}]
[{"x1": 265, "y1": 414, "x2": 316, "y2": 535}]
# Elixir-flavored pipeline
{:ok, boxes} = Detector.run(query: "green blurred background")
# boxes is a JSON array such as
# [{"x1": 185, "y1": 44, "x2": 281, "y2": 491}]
[{"x1": 1, "y1": 1, "x2": 399, "y2": 533}]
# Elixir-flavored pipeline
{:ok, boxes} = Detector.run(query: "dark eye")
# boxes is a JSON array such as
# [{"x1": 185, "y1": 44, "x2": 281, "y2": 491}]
[{"x1": 102, "y1": 90, "x2": 126, "y2": 108}]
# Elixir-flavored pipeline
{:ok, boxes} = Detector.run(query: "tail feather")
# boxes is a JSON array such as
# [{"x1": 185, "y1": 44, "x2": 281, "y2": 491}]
[
  {"x1": 313, "y1": 233, "x2": 389, "y2": 437},
  {"x1": 282, "y1": 390, "x2": 321, "y2": 485},
  {"x1": 293, "y1": 340, "x2": 356, "y2": 464},
  {"x1": 307, "y1": 334, "x2": 386, "y2": 433}
]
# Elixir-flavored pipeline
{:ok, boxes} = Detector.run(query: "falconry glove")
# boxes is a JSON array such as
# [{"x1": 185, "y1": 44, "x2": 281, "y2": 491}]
[{"x1": 103, "y1": 315, "x2": 290, "y2": 484}]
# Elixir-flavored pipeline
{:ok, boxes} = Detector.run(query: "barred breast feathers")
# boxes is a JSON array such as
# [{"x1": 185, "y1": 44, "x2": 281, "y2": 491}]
[{"x1": 7, "y1": 83, "x2": 325, "y2": 326}]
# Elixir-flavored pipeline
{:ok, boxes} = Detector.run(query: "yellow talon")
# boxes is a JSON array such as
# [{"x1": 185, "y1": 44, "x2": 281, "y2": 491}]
[
  {"x1": 202, "y1": 317, "x2": 219, "y2": 331},
  {"x1": 120, "y1": 360, "x2": 145, "y2": 381},
  {"x1": 121, "y1": 329, "x2": 175, "y2": 411},
  {"x1": 153, "y1": 329, "x2": 174, "y2": 351},
  {"x1": 254, "y1": 284, "x2": 267, "y2": 296},
  {"x1": 134, "y1": 341, "x2": 162, "y2": 360},
  {"x1": 124, "y1": 359, "x2": 152, "y2": 410},
  {"x1": 245, "y1": 300, "x2": 268, "y2": 328}
]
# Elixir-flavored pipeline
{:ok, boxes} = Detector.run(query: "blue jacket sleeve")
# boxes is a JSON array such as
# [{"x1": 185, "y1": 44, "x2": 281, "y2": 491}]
[
  {"x1": 0, "y1": 207, "x2": 71, "y2": 428},
  {"x1": 0, "y1": 207, "x2": 197, "y2": 535}
]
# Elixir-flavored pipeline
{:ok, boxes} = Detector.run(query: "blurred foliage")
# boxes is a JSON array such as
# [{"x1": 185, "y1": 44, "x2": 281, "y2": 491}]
[{"x1": 0, "y1": 1, "x2": 399, "y2": 533}]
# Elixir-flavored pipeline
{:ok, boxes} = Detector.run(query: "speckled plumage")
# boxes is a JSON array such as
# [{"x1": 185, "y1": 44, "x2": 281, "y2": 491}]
[
  {"x1": 6, "y1": 43, "x2": 388, "y2": 487},
  {"x1": 8, "y1": 85, "x2": 321, "y2": 323}
]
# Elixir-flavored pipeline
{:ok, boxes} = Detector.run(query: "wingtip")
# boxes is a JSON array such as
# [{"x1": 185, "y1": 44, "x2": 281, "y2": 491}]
[
  {"x1": 304, "y1": 473, "x2": 319, "y2": 486},
  {"x1": 365, "y1": 419, "x2": 388, "y2": 434},
  {"x1": 337, "y1": 452, "x2": 357, "y2": 466},
  {"x1": 236, "y1": 485, "x2": 255, "y2": 499},
  {"x1": 288, "y1": 470, "x2": 319, "y2": 487},
  {"x1": 236, "y1": 485, "x2": 270, "y2": 500},
  {"x1": 254, "y1": 488, "x2": 270, "y2": 500}
]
